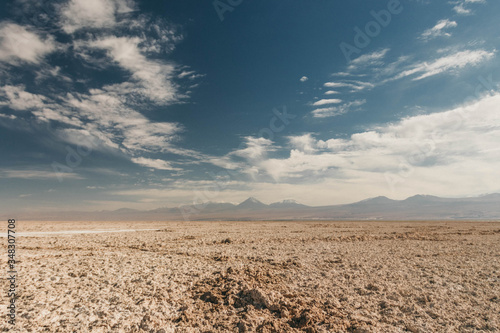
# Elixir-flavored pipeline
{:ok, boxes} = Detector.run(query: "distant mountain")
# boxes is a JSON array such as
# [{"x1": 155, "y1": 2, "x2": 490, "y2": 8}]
[
  {"x1": 112, "y1": 208, "x2": 140, "y2": 213},
  {"x1": 198, "y1": 202, "x2": 237, "y2": 212},
  {"x1": 269, "y1": 199, "x2": 309, "y2": 208},
  {"x1": 9, "y1": 194, "x2": 500, "y2": 221},
  {"x1": 350, "y1": 196, "x2": 397, "y2": 205},
  {"x1": 403, "y1": 194, "x2": 445, "y2": 203},
  {"x1": 237, "y1": 197, "x2": 268, "y2": 210}
]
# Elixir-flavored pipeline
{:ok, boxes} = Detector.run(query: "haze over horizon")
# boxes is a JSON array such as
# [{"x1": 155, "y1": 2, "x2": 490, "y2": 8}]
[{"x1": 1, "y1": 0, "x2": 500, "y2": 214}]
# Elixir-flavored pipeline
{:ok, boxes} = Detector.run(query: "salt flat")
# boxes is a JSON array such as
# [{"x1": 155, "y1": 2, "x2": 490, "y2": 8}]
[{"x1": 1, "y1": 220, "x2": 499, "y2": 332}]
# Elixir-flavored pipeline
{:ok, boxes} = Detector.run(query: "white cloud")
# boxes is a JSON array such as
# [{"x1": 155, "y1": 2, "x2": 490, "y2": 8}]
[
  {"x1": 231, "y1": 137, "x2": 275, "y2": 160},
  {"x1": 351, "y1": 49, "x2": 389, "y2": 65},
  {"x1": 109, "y1": 92, "x2": 500, "y2": 205},
  {"x1": 130, "y1": 157, "x2": 178, "y2": 170},
  {"x1": 0, "y1": 85, "x2": 47, "y2": 110},
  {"x1": 312, "y1": 99, "x2": 342, "y2": 106},
  {"x1": 394, "y1": 49, "x2": 495, "y2": 81},
  {"x1": 239, "y1": 93, "x2": 500, "y2": 201},
  {"x1": 81, "y1": 36, "x2": 178, "y2": 105},
  {"x1": 206, "y1": 157, "x2": 243, "y2": 170},
  {"x1": 419, "y1": 19, "x2": 457, "y2": 41},
  {"x1": 312, "y1": 100, "x2": 366, "y2": 118},
  {"x1": 453, "y1": 4, "x2": 470, "y2": 14},
  {"x1": 324, "y1": 90, "x2": 340, "y2": 95},
  {"x1": 331, "y1": 72, "x2": 352, "y2": 77},
  {"x1": 34, "y1": 66, "x2": 73, "y2": 83},
  {"x1": 323, "y1": 81, "x2": 374, "y2": 91},
  {"x1": 33, "y1": 108, "x2": 83, "y2": 127},
  {"x1": 1, "y1": 69, "x2": 200, "y2": 173},
  {"x1": 59, "y1": 0, "x2": 135, "y2": 33},
  {"x1": 59, "y1": 90, "x2": 182, "y2": 154},
  {"x1": 288, "y1": 134, "x2": 317, "y2": 153},
  {"x1": 452, "y1": 0, "x2": 485, "y2": 15},
  {"x1": 0, "y1": 169, "x2": 84, "y2": 180},
  {"x1": 348, "y1": 49, "x2": 390, "y2": 70},
  {"x1": 0, "y1": 114, "x2": 16, "y2": 120},
  {"x1": 329, "y1": 47, "x2": 495, "y2": 93},
  {"x1": 311, "y1": 107, "x2": 343, "y2": 118},
  {"x1": 300, "y1": 76, "x2": 308, "y2": 82},
  {"x1": 177, "y1": 70, "x2": 204, "y2": 80},
  {"x1": 0, "y1": 23, "x2": 56, "y2": 65},
  {"x1": 178, "y1": 70, "x2": 195, "y2": 78}
]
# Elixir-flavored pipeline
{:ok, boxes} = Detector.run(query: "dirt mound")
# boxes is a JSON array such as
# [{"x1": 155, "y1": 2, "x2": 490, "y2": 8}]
[{"x1": 176, "y1": 267, "x2": 357, "y2": 332}]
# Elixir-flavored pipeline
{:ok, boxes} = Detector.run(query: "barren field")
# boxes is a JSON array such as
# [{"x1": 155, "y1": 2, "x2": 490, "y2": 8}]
[{"x1": 1, "y1": 220, "x2": 499, "y2": 332}]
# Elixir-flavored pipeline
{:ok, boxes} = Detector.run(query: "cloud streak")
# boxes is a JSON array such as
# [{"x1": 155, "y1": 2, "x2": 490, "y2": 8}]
[
  {"x1": 0, "y1": 169, "x2": 84, "y2": 180},
  {"x1": 323, "y1": 81, "x2": 374, "y2": 91},
  {"x1": 393, "y1": 49, "x2": 495, "y2": 81},
  {"x1": 348, "y1": 48, "x2": 390, "y2": 70},
  {"x1": 419, "y1": 19, "x2": 457, "y2": 41},
  {"x1": 312, "y1": 100, "x2": 366, "y2": 118},
  {"x1": 312, "y1": 99, "x2": 343, "y2": 106}
]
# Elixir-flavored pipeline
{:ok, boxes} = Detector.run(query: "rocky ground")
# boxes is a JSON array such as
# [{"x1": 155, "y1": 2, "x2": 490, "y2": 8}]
[{"x1": 1, "y1": 220, "x2": 499, "y2": 332}]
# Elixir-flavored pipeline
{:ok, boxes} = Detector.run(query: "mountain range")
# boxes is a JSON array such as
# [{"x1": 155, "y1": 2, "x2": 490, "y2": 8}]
[{"x1": 10, "y1": 193, "x2": 500, "y2": 221}]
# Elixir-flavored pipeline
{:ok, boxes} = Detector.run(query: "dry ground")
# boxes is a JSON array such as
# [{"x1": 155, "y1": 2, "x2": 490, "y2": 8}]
[{"x1": 1, "y1": 220, "x2": 499, "y2": 332}]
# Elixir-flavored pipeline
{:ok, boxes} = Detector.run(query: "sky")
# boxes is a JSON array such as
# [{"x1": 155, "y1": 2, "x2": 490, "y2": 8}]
[{"x1": 1, "y1": 0, "x2": 500, "y2": 214}]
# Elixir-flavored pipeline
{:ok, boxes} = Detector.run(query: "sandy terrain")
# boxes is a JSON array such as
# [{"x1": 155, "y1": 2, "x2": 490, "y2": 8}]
[{"x1": 1, "y1": 220, "x2": 499, "y2": 332}]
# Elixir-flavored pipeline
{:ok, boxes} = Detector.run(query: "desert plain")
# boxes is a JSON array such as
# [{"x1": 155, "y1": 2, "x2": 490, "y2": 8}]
[{"x1": 1, "y1": 220, "x2": 499, "y2": 332}]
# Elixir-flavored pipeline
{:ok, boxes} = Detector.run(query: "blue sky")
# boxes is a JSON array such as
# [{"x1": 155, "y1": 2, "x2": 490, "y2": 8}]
[{"x1": 1, "y1": 0, "x2": 499, "y2": 213}]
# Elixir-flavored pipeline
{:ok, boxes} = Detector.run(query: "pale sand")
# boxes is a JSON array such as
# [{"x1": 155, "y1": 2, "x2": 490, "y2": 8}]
[{"x1": 1, "y1": 220, "x2": 499, "y2": 332}]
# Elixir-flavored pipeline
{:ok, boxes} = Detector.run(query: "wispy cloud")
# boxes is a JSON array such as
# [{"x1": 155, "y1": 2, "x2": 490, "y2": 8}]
[
  {"x1": 59, "y1": 0, "x2": 135, "y2": 33},
  {"x1": 76, "y1": 35, "x2": 179, "y2": 105},
  {"x1": 393, "y1": 49, "x2": 495, "y2": 81},
  {"x1": 348, "y1": 48, "x2": 390, "y2": 71},
  {"x1": 323, "y1": 81, "x2": 374, "y2": 91},
  {"x1": 0, "y1": 85, "x2": 47, "y2": 110},
  {"x1": 130, "y1": 157, "x2": 179, "y2": 170},
  {"x1": 311, "y1": 100, "x2": 366, "y2": 118},
  {"x1": 86, "y1": 186, "x2": 106, "y2": 189},
  {"x1": 312, "y1": 99, "x2": 343, "y2": 106},
  {"x1": 0, "y1": 22, "x2": 56, "y2": 65},
  {"x1": 305, "y1": 50, "x2": 385, "y2": 119},
  {"x1": 0, "y1": 114, "x2": 16, "y2": 120},
  {"x1": 419, "y1": 19, "x2": 457, "y2": 41},
  {"x1": 177, "y1": 70, "x2": 204, "y2": 80},
  {"x1": 451, "y1": 0, "x2": 486, "y2": 15},
  {"x1": 0, "y1": 0, "x2": 207, "y2": 173},
  {"x1": 325, "y1": 47, "x2": 495, "y2": 94},
  {"x1": 0, "y1": 169, "x2": 84, "y2": 180},
  {"x1": 212, "y1": 137, "x2": 279, "y2": 179},
  {"x1": 331, "y1": 72, "x2": 353, "y2": 77}
]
